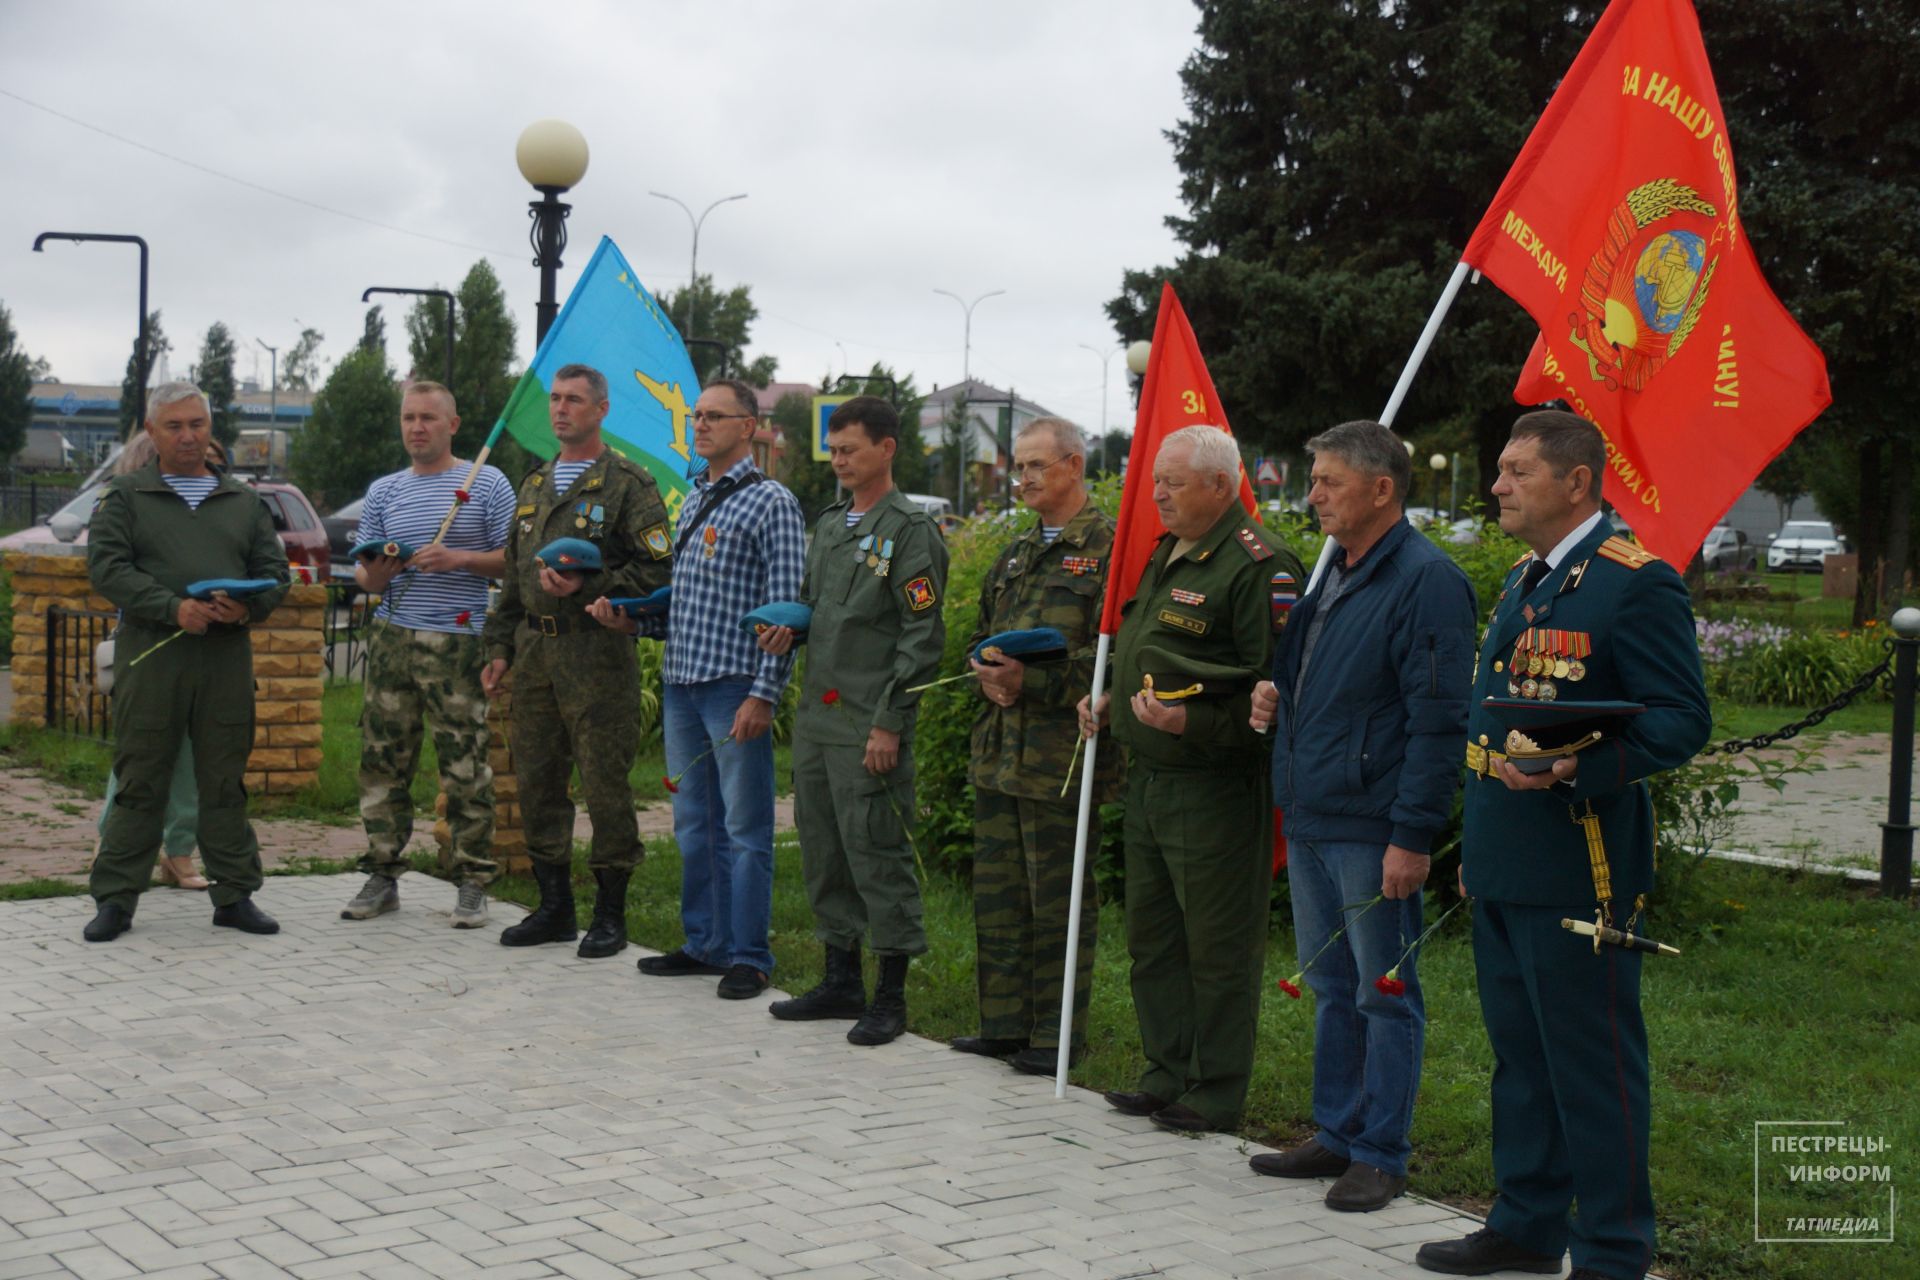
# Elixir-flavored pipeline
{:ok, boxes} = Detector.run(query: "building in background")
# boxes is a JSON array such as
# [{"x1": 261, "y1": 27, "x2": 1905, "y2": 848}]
[{"x1": 14, "y1": 382, "x2": 314, "y2": 471}]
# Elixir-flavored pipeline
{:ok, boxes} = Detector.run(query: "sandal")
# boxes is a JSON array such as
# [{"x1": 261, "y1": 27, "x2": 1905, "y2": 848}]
[{"x1": 156, "y1": 855, "x2": 210, "y2": 891}]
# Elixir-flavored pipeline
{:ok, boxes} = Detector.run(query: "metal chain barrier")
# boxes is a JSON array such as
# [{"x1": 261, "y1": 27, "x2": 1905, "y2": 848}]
[{"x1": 1698, "y1": 637, "x2": 1895, "y2": 756}]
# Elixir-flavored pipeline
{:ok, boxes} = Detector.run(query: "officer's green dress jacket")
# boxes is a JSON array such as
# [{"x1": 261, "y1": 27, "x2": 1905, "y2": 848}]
[
  {"x1": 89, "y1": 462, "x2": 290, "y2": 634},
  {"x1": 484, "y1": 448, "x2": 674, "y2": 664},
  {"x1": 794, "y1": 489, "x2": 948, "y2": 746},
  {"x1": 1463, "y1": 521, "x2": 1710, "y2": 905},
  {"x1": 968, "y1": 504, "x2": 1122, "y2": 803},
  {"x1": 1112, "y1": 503, "x2": 1302, "y2": 773}
]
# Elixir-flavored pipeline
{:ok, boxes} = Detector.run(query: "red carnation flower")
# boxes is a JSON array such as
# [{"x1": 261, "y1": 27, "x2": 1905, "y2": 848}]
[
  {"x1": 822, "y1": 689, "x2": 841, "y2": 705},
  {"x1": 454, "y1": 489, "x2": 471, "y2": 503},
  {"x1": 455, "y1": 610, "x2": 472, "y2": 626},
  {"x1": 661, "y1": 775, "x2": 679, "y2": 795},
  {"x1": 1276, "y1": 975, "x2": 1303, "y2": 999},
  {"x1": 1374, "y1": 973, "x2": 1407, "y2": 998}
]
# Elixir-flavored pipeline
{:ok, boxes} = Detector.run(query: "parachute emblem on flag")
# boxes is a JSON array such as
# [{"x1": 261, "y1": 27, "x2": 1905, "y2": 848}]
[{"x1": 1567, "y1": 178, "x2": 1720, "y2": 392}]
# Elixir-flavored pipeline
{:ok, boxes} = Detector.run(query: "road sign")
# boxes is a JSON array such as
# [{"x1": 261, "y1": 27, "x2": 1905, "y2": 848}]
[
  {"x1": 811, "y1": 395, "x2": 853, "y2": 461},
  {"x1": 1256, "y1": 457, "x2": 1282, "y2": 485}
]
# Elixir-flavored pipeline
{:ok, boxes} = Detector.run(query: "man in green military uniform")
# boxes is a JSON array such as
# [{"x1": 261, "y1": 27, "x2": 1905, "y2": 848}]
[
  {"x1": 955, "y1": 416, "x2": 1121, "y2": 1077},
  {"x1": 755, "y1": 395, "x2": 947, "y2": 1046},
  {"x1": 1079, "y1": 424, "x2": 1304, "y2": 1133},
  {"x1": 481, "y1": 364, "x2": 674, "y2": 958},
  {"x1": 83, "y1": 381, "x2": 290, "y2": 942},
  {"x1": 1416, "y1": 411, "x2": 1709, "y2": 1280}
]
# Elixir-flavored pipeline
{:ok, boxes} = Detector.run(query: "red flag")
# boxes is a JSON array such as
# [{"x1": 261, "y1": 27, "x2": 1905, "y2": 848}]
[
  {"x1": 1461, "y1": 0, "x2": 1829, "y2": 567},
  {"x1": 1100, "y1": 283, "x2": 1259, "y2": 635}
]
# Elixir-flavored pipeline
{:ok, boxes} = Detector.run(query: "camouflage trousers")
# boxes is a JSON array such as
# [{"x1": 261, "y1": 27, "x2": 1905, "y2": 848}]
[
  {"x1": 359, "y1": 624, "x2": 496, "y2": 885},
  {"x1": 509, "y1": 630, "x2": 642, "y2": 872},
  {"x1": 972, "y1": 787, "x2": 1100, "y2": 1051}
]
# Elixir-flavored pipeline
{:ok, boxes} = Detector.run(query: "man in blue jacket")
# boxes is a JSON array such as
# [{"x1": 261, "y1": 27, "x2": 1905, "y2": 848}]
[{"x1": 1249, "y1": 419, "x2": 1475, "y2": 1212}]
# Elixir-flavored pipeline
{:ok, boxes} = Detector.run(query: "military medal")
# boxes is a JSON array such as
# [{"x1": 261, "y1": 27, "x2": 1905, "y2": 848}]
[
  {"x1": 855, "y1": 533, "x2": 873, "y2": 564},
  {"x1": 575, "y1": 515, "x2": 587, "y2": 528},
  {"x1": 703, "y1": 525, "x2": 718, "y2": 560},
  {"x1": 1567, "y1": 632, "x2": 1590, "y2": 681},
  {"x1": 879, "y1": 538, "x2": 894, "y2": 576},
  {"x1": 1508, "y1": 678, "x2": 1522, "y2": 696},
  {"x1": 1537, "y1": 679, "x2": 1558, "y2": 701},
  {"x1": 1521, "y1": 678, "x2": 1539, "y2": 699}
]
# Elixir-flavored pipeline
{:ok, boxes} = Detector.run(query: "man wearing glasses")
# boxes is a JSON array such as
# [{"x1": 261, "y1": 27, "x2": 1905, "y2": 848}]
[
  {"x1": 598, "y1": 379, "x2": 804, "y2": 999},
  {"x1": 953, "y1": 418, "x2": 1120, "y2": 1076}
]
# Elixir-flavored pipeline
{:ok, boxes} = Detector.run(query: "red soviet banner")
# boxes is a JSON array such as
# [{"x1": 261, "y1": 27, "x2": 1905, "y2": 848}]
[
  {"x1": 1461, "y1": 0, "x2": 1830, "y2": 567},
  {"x1": 1100, "y1": 282, "x2": 1259, "y2": 635}
]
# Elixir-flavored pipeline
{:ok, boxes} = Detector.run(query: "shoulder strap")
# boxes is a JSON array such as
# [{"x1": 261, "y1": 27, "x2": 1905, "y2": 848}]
[{"x1": 674, "y1": 470, "x2": 766, "y2": 555}]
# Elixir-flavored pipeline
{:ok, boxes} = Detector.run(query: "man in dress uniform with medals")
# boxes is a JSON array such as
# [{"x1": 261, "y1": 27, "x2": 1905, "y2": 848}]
[
  {"x1": 481, "y1": 364, "x2": 674, "y2": 959},
  {"x1": 1417, "y1": 411, "x2": 1709, "y2": 1280}
]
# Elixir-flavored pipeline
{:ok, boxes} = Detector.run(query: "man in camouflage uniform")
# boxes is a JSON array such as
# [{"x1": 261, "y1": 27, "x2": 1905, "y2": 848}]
[
  {"x1": 957, "y1": 417, "x2": 1121, "y2": 1077},
  {"x1": 1080, "y1": 424, "x2": 1305, "y2": 1134},
  {"x1": 755, "y1": 395, "x2": 948, "y2": 1046},
  {"x1": 482, "y1": 364, "x2": 674, "y2": 958},
  {"x1": 342, "y1": 381, "x2": 515, "y2": 928}
]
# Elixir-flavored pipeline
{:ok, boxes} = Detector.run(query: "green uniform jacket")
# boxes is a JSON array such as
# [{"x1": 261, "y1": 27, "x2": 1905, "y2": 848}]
[
  {"x1": 484, "y1": 448, "x2": 674, "y2": 665},
  {"x1": 88, "y1": 462, "x2": 290, "y2": 633},
  {"x1": 1112, "y1": 503, "x2": 1301, "y2": 774},
  {"x1": 968, "y1": 504, "x2": 1123, "y2": 803},
  {"x1": 795, "y1": 489, "x2": 948, "y2": 746},
  {"x1": 1463, "y1": 522, "x2": 1710, "y2": 906}
]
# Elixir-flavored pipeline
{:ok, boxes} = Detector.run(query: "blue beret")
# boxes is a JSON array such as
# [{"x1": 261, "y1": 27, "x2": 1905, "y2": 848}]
[
  {"x1": 971, "y1": 627, "x2": 1070, "y2": 665},
  {"x1": 739, "y1": 601, "x2": 812, "y2": 639},
  {"x1": 184, "y1": 578, "x2": 280, "y2": 600},
  {"x1": 605, "y1": 586, "x2": 672, "y2": 617},
  {"x1": 348, "y1": 538, "x2": 415, "y2": 562},
  {"x1": 536, "y1": 537, "x2": 603, "y2": 572}
]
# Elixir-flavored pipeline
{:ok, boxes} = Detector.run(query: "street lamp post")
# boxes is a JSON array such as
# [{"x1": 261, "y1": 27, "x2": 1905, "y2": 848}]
[
  {"x1": 933, "y1": 288, "x2": 1005, "y2": 516},
  {"x1": 1429, "y1": 452, "x2": 1449, "y2": 519},
  {"x1": 361, "y1": 287, "x2": 455, "y2": 383},
  {"x1": 257, "y1": 338, "x2": 278, "y2": 431},
  {"x1": 515, "y1": 120, "x2": 590, "y2": 346},
  {"x1": 33, "y1": 231, "x2": 149, "y2": 429},
  {"x1": 1077, "y1": 341, "x2": 1120, "y2": 472},
  {"x1": 649, "y1": 191, "x2": 748, "y2": 341}
]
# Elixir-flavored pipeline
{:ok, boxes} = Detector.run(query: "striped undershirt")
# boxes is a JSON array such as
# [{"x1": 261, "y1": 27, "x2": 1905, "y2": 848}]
[
  {"x1": 1041, "y1": 525, "x2": 1062, "y2": 544},
  {"x1": 358, "y1": 462, "x2": 514, "y2": 634},
  {"x1": 161, "y1": 474, "x2": 220, "y2": 510},
  {"x1": 844, "y1": 509, "x2": 864, "y2": 528},
  {"x1": 551, "y1": 460, "x2": 593, "y2": 496}
]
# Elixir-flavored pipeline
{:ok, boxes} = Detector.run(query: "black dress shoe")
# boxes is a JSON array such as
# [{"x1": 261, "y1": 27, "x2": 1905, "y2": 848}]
[
  {"x1": 83, "y1": 902, "x2": 133, "y2": 942},
  {"x1": 211, "y1": 897, "x2": 280, "y2": 935},
  {"x1": 639, "y1": 947, "x2": 728, "y2": 976},
  {"x1": 1324, "y1": 1161, "x2": 1406, "y2": 1212},
  {"x1": 1102, "y1": 1089, "x2": 1169, "y2": 1117},
  {"x1": 1009, "y1": 1047, "x2": 1080, "y2": 1076},
  {"x1": 1414, "y1": 1227, "x2": 1563, "y2": 1275},
  {"x1": 1249, "y1": 1137, "x2": 1351, "y2": 1179},
  {"x1": 1149, "y1": 1103, "x2": 1217, "y2": 1134},
  {"x1": 716, "y1": 964, "x2": 770, "y2": 1000},
  {"x1": 951, "y1": 1036, "x2": 1027, "y2": 1058}
]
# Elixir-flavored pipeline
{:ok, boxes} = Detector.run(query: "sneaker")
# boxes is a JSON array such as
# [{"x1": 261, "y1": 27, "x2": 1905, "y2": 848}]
[
  {"x1": 340, "y1": 873, "x2": 398, "y2": 920},
  {"x1": 451, "y1": 882, "x2": 488, "y2": 928}
]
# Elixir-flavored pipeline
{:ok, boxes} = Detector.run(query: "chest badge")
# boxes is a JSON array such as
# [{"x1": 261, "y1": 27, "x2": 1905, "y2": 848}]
[
  {"x1": 1170, "y1": 588, "x2": 1206, "y2": 606},
  {"x1": 1062, "y1": 555, "x2": 1101, "y2": 576},
  {"x1": 703, "y1": 525, "x2": 719, "y2": 559}
]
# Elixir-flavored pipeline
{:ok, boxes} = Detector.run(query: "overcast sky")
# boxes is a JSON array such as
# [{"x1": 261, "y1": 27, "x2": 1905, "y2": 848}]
[{"x1": 0, "y1": 0, "x2": 1202, "y2": 435}]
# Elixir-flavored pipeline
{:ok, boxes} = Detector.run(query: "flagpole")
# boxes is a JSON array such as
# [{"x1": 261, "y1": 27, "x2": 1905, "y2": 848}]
[
  {"x1": 1303, "y1": 261, "x2": 1478, "y2": 595},
  {"x1": 1054, "y1": 630, "x2": 1111, "y2": 1096}
]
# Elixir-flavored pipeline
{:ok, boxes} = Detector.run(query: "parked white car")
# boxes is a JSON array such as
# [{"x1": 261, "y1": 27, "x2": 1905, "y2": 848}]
[{"x1": 1766, "y1": 520, "x2": 1845, "y2": 572}]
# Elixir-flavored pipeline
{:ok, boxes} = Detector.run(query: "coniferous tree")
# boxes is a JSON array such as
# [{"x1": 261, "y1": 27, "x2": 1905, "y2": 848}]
[{"x1": 194, "y1": 322, "x2": 239, "y2": 448}]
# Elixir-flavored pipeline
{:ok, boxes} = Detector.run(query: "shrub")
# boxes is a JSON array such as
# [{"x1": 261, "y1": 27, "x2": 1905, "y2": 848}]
[{"x1": 1703, "y1": 625, "x2": 1891, "y2": 705}]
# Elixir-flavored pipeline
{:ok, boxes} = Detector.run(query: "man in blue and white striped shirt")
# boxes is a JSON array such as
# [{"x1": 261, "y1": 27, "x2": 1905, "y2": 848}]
[
  {"x1": 595, "y1": 378, "x2": 805, "y2": 999},
  {"x1": 341, "y1": 381, "x2": 515, "y2": 928}
]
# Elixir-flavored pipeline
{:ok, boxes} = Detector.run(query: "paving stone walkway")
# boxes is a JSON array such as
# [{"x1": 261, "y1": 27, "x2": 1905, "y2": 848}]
[{"x1": 0, "y1": 874, "x2": 1492, "y2": 1280}]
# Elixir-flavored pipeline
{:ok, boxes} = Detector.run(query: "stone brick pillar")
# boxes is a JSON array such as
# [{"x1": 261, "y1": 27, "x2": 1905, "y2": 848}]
[
  {"x1": 487, "y1": 674, "x2": 529, "y2": 875},
  {"x1": 6, "y1": 552, "x2": 113, "y2": 728}
]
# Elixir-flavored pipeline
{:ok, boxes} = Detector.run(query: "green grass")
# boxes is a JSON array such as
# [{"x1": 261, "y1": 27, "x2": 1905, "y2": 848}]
[
  {"x1": 1708, "y1": 697, "x2": 1893, "y2": 742},
  {"x1": 1698, "y1": 570, "x2": 1861, "y2": 631},
  {"x1": 0, "y1": 878, "x2": 89, "y2": 900},
  {"x1": 484, "y1": 845, "x2": 1920, "y2": 1280}
]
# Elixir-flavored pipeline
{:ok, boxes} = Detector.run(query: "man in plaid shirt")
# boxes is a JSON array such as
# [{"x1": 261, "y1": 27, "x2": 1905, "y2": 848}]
[{"x1": 593, "y1": 378, "x2": 805, "y2": 999}]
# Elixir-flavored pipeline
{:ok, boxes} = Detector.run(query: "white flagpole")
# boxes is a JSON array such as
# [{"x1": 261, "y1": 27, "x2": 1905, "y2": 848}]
[
  {"x1": 1053, "y1": 630, "x2": 1111, "y2": 1096},
  {"x1": 1303, "y1": 261, "x2": 1478, "y2": 595}
]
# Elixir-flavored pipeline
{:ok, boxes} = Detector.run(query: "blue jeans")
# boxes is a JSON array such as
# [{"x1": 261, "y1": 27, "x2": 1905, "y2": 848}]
[
  {"x1": 1288, "y1": 838, "x2": 1427, "y2": 1176},
  {"x1": 663, "y1": 678, "x2": 776, "y2": 974}
]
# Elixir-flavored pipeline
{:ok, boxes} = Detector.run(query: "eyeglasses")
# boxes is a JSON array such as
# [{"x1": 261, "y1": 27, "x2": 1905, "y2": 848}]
[
  {"x1": 691, "y1": 410, "x2": 753, "y2": 424},
  {"x1": 1013, "y1": 455, "x2": 1067, "y2": 480}
]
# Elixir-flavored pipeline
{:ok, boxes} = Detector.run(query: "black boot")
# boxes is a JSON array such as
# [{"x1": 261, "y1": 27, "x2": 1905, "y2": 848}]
[
  {"x1": 847, "y1": 954, "x2": 910, "y2": 1045},
  {"x1": 577, "y1": 869, "x2": 630, "y2": 958},
  {"x1": 500, "y1": 861, "x2": 577, "y2": 947},
  {"x1": 83, "y1": 901, "x2": 134, "y2": 942},
  {"x1": 769, "y1": 944, "x2": 866, "y2": 1020}
]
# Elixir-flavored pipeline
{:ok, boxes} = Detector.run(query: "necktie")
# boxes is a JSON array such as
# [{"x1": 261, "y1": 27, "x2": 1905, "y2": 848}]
[{"x1": 1521, "y1": 557, "x2": 1551, "y2": 594}]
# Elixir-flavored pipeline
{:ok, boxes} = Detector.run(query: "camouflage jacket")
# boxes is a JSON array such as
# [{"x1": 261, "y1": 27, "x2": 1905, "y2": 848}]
[
  {"x1": 968, "y1": 504, "x2": 1123, "y2": 802},
  {"x1": 484, "y1": 447, "x2": 673, "y2": 665}
]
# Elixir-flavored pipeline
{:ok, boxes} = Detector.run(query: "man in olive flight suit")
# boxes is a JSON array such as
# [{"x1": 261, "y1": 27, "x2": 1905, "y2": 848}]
[
  {"x1": 84, "y1": 381, "x2": 290, "y2": 942},
  {"x1": 1417, "y1": 411, "x2": 1709, "y2": 1280},
  {"x1": 755, "y1": 395, "x2": 947, "y2": 1047},
  {"x1": 956, "y1": 416, "x2": 1121, "y2": 1077},
  {"x1": 482, "y1": 363, "x2": 674, "y2": 959},
  {"x1": 1080, "y1": 424, "x2": 1305, "y2": 1134}
]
